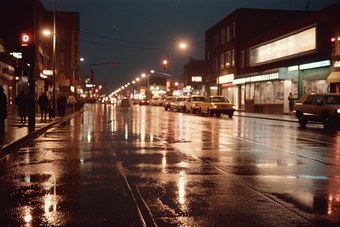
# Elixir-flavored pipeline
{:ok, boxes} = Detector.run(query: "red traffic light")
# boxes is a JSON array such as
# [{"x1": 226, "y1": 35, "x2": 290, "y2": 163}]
[
  {"x1": 21, "y1": 33, "x2": 30, "y2": 46},
  {"x1": 163, "y1": 60, "x2": 167, "y2": 70}
]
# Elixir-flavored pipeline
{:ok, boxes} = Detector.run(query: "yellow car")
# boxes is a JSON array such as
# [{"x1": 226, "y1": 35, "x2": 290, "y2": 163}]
[{"x1": 200, "y1": 96, "x2": 235, "y2": 118}]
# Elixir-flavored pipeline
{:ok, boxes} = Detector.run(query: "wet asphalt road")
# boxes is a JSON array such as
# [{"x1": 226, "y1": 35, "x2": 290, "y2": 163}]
[{"x1": 0, "y1": 103, "x2": 340, "y2": 226}]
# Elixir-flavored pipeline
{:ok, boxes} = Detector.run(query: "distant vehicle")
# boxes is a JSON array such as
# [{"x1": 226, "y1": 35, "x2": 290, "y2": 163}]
[
  {"x1": 150, "y1": 97, "x2": 164, "y2": 106},
  {"x1": 200, "y1": 96, "x2": 235, "y2": 117},
  {"x1": 184, "y1": 95, "x2": 206, "y2": 113},
  {"x1": 138, "y1": 98, "x2": 149, "y2": 105},
  {"x1": 170, "y1": 96, "x2": 189, "y2": 112},
  {"x1": 293, "y1": 93, "x2": 340, "y2": 128},
  {"x1": 120, "y1": 99, "x2": 130, "y2": 107},
  {"x1": 164, "y1": 96, "x2": 177, "y2": 111}
]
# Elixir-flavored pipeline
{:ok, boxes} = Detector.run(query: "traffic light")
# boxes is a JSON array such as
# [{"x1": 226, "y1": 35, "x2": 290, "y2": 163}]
[
  {"x1": 163, "y1": 60, "x2": 167, "y2": 70},
  {"x1": 111, "y1": 61, "x2": 115, "y2": 69},
  {"x1": 21, "y1": 33, "x2": 30, "y2": 46}
]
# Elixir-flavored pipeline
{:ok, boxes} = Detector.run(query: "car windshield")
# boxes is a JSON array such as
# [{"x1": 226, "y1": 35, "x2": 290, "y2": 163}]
[
  {"x1": 192, "y1": 97, "x2": 205, "y2": 101},
  {"x1": 325, "y1": 95, "x2": 340, "y2": 104},
  {"x1": 211, "y1": 97, "x2": 230, "y2": 103}
]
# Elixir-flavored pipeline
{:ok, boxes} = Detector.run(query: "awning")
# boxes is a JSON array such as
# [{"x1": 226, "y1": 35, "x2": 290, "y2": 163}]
[{"x1": 327, "y1": 72, "x2": 340, "y2": 83}]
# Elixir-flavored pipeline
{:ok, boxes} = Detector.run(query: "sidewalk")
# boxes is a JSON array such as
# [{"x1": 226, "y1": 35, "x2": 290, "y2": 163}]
[
  {"x1": 233, "y1": 110, "x2": 297, "y2": 122},
  {"x1": 0, "y1": 109, "x2": 83, "y2": 159}
]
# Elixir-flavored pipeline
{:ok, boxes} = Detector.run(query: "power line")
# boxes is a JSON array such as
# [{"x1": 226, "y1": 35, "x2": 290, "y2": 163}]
[
  {"x1": 80, "y1": 40, "x2": 170, "y2": 50},
  {"x1": 80, "y1": 30, "x2": 171, "y2": 47}
]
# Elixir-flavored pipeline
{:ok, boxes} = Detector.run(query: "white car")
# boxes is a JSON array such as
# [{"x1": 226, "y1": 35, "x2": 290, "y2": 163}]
[
  {"x1": 184, "y1": 95, "x2": 206, "y2": 113},
  {"x1": 170, "y1": 96, "x2": 189, "y2": 112},
  {"x1": 150, "y1": 97, "x2": 164, "y2": 106}
]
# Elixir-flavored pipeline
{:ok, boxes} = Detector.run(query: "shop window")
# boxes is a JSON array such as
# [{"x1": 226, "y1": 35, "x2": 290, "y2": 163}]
[
  {"x1": 254, "y1": 81, "x2": 284, "y2": 104},
  {"x1": 246, "y1": 83, "x2": 254, "y2": 101},
  {"x1": 303, "y1": 79, "x2": 327, "y2": 93}
]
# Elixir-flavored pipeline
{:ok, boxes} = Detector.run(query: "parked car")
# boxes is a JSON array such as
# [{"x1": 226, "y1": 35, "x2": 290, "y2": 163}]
[
  {"x1": 170, "y1": 96, "x2": 189, "y2": 112},
  {"x1": 200, "y1": 96, "x2": 235, "y2": 117},
  {"x1": 176, "y1": 96, "x2": 191, "y2": 112},
  {"x1": 293, "y1": 93, "x2": 340, "y2": 128},
  {"x1": 120, "y1": 99, "x2": 130, "y2": 107},
  {"x1": 138, "y1": 98, "x2": 149, "y2": 105},
  {"x1": 164, "y1": 96, "x2": 177, "y2": 111},
  {"x1": 150, "y1": 97, "x2": 164, "y2": 106},
  {"x1": 184, "y1": 95, "x2": 206, "y2": 113}
]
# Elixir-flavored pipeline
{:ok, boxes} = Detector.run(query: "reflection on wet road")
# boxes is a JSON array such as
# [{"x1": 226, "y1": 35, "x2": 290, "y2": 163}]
[{"x1": 1, "y1": 103, "x2": 339, "y2": 226}]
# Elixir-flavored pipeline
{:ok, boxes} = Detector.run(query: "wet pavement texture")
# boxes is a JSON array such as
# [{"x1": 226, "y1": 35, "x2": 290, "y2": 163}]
[{"x1": 1, "y1": 104, "x2": 340, "y2": 226}]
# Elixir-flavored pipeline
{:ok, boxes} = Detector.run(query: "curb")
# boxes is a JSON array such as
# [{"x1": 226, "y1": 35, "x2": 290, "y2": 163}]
[{"x1": 0, "y1": 110, "x2": 85, "y2": 159}]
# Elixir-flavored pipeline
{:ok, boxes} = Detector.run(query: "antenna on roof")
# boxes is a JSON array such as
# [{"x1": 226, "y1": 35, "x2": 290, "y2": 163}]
[{"x1": 305, "y1": 1, "x2": 310, "y2": 11}]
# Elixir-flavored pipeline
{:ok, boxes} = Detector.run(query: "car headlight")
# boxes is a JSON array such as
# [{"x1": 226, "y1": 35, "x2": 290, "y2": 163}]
[
  {"x1": 233, "y1": 106, "x2": 236, "y2": 109},
  {"x1": 212, "y1": 105, "x2": 217, "y2": 109},
  {"x1": 337, "y1": 109, "x2": 340, "y2": 114}
]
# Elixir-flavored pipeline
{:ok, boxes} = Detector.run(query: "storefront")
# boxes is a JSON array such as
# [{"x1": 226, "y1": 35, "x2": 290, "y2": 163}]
[
  {"x1": 233, "y1": 60, "x2": 330, "y2": 114},
  {"x1": 327, "y1": 60, "x2": 340, "y2": 93}
]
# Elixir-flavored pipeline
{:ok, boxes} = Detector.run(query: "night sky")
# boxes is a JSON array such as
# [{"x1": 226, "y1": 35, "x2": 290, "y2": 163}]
[{"x1": 39, "y1": 0, "x2": 340, "y2": 95}]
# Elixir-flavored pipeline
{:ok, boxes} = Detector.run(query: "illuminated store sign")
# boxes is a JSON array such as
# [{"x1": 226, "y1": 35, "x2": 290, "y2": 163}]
[
  {"x1": 334, "y1": 61, "x2": 340, "y2": 68},
  {"x1": 218, "y1": 74, "x2": 234, "y2": 84},
  {"x1": 299, "y1": 60, "x2": 330, "y2": 70},
  {"x1": 233, "y1": 72, "x2": 279, "y2": 85},
  {"x1": 192, "y1": 76, "x2": 202, "y2": 82},
  {"x1": 250, "y1": 27, "x2": 316, "y2": 66}
]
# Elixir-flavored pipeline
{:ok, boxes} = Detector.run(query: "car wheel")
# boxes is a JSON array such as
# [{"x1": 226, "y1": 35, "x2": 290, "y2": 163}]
[
  {"x1": 323, "y1": 115, "x2": 334, "y2": 128},
  {"x1": 183, "y1": 106, "x2": 186, "y2": 113},
  {"x1": 228, "y1": 113, "x2": 233, "y2": 118},
  {"x1": 298, "y1": 115, "x2": 307, "y2": 127}
]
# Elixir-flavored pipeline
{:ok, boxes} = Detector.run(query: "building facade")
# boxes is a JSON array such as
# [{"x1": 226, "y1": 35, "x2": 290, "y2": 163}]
[
  {"x1": 183, "y1": 57, "x2": 205, "y2": 95},
  {"x1": 0, "y1": 0, "x2": 79, "y2": 116},
  {"x1": 204, "y1": 5, "x2": 340, "y2": 114}
]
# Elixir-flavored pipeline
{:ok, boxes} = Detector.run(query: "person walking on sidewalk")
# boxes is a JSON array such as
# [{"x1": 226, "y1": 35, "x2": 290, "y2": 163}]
[
  {"x1": 67, "y1": 94, "x2": 76, "y2": 112},
  {"x1": 38, "y1": 92, "x2": 49, "y2": 120},
  {"x1": 14, "y1": 90, "x2": 29, "y2": 123},
  {"x1": 58, "y1": 94, "x2": 67, "y2": 116},
  {"x1": 0, "y1": 85, "x2": 7, "y2": 128}
]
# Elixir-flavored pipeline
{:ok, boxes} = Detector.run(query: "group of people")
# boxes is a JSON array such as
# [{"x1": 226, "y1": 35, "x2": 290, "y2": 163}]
[{"x1": 0, "y1": 85, "x2": 85, "y2": 128}]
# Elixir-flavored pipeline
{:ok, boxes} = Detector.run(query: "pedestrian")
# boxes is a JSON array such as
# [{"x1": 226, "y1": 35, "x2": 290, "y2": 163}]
[
  {"x1": 67, "y1": 94, "x2": 76, "y2": 112},
  {"x1": 14, "y1": 90, "x2": 29, "y2": 123},
  {"x1": 58, "y1": 94, "x2": 67, "y2": 116},
  {"x1": 288, "y1": 92, "x2": 294, "y2": 112},
  {"x1": 38, "y1": 92, "x2": 49, "y2": 120},
  {"x1": 0, "y1": 85, "x2": 7, "y2": 128}
]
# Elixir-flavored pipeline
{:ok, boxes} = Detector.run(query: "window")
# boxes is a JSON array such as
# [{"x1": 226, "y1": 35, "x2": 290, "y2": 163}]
[
  {"x1": 303, "y1": 80, "x2": 327, "y2": 93},
  {"x1": 233, "y1": 21, "x2": 236, "y2": 38},
  {"x1": 227, "y1": 25, "x2": 231, "y2": 41},
  {"x1": 214, "y1": 34, "x2": 219, "y2": 48},
  {"x1": 221, "y1": 28, "x2": 225, "y2": 44},
  {"x1": 246, "y1": 49, "x2": 249, "y2": 66},
  {"x1": 246, "y1": 84, "x2": 254, "y2": 101},
  {"x1": 304, "y1": 95, "x2": 315, "y2": 104},
  {"x1": 254, "y1": 81, "x2": 284, "y2": 104},
  {"x1": 313, "y1": 95, "x2": 324, "y2": 105},
  {"x1": 220, "y1": 53, "x2": 225, "y2": 69},
  {"x1": 225, "y1": 51, "x2": 231, "y2": 67},
  {"x1": 231, "y1": 49, "x2": 235, "y2": 66},
  {"x1": 240, "y1": 51, "x2": 245, "y2": 67}
]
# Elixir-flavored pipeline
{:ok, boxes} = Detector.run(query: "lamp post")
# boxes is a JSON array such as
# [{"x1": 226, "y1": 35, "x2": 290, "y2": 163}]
[{"x1": 52, "y1": 0, "x2": 56, "y2": 118}]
